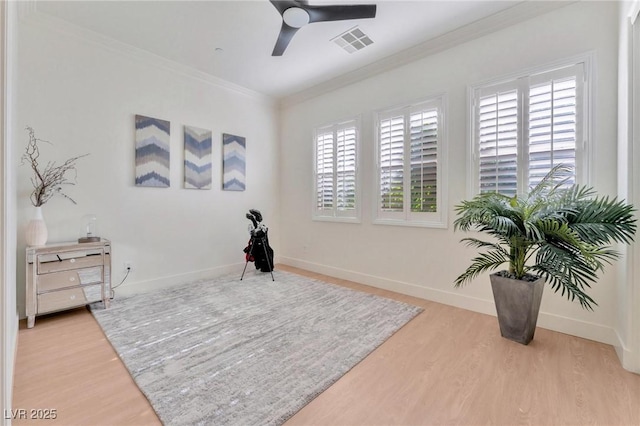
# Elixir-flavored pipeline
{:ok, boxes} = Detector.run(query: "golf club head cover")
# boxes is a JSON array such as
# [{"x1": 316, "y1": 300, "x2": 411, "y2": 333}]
[
  {"x1": 246, "y1": 213, "x2": 258, "y2": 229},
  {"x1": 249, "y1": 209, "x2": 263, "y2": 223}
]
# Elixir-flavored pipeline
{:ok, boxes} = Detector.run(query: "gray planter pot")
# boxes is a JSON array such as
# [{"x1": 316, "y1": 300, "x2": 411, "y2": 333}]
[{"x1": 489, "y1": 273, "x2": 545, "y2": 345}]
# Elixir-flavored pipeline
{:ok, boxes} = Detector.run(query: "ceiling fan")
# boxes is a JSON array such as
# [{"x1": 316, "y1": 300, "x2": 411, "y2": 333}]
[{"x1": 269, "y1": 0, "x2": 377, "y2": 56}]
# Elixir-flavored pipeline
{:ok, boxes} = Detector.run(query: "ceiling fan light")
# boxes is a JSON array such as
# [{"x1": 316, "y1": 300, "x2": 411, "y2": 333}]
[{"x1": 283, "y1": 7, "x2": 310, "y2": 28}]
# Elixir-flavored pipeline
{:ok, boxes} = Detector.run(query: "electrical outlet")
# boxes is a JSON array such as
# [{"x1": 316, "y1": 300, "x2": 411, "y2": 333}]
[{"x1": 124, "y1": 261, "x2": 133, "y2": 271}]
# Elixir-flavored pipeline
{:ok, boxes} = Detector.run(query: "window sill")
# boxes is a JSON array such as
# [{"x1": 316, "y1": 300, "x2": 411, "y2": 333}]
[
  {"x1": 312, "y1": 215, "x2": 361, "y2": 224},
  {"x1": 372, "y1": 217, "x2": 447, "y2": 229}
]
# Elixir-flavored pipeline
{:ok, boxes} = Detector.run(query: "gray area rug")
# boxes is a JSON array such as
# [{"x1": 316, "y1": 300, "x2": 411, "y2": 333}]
[{"x1": 91, "y1": 270, "x2": 422, "y2": 425}]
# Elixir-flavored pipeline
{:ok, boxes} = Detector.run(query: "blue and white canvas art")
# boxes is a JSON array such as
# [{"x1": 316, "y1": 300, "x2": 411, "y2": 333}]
[
  {"x1": 184, "y1": 126, "x2": 212, "y2": 190},
  {"x1": 135, "y1": 115, "x2": 170, "y2": 188},
  {"x1": 222, "y1": 133, "x2": 246, "y2": 191}
]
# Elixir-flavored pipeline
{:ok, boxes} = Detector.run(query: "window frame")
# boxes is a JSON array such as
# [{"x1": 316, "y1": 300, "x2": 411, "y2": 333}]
[
  {"x1": 373, "y1": 94, "x2": 448, "y2": 229},
  {"x1": 467, "y1": 54, "x2": 593, "y2": 198},
  {"x1": 312, "y1": 117, "x2": 361, "y2": 223}
]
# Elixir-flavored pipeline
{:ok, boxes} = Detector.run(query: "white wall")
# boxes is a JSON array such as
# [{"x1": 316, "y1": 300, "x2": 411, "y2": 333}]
[
  {"x1": 15, "y1": 14, "x2": 280, "y2": 315},
  {"x1": 2, "y1": 1, "x2": 19, "y2": 423},
  {"x1": 617, "y1": 0, "x2": 640, "y2": 373},
  {"x1": 279, "y1": 2, "x2": 622, "y2": 344}
]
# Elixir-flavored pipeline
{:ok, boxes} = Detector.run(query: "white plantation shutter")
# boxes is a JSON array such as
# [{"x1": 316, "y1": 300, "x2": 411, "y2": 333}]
[
  {"x1": 315, "y1": 131, "x2": 334, "y2": 210},
  {"x1": 472, "y1": 61, "x2": 586, "y2": 196},
  {"x1": 376, "y1": 96, "x2": 445, "y2": 227},
  {"x1": 477, "y1": 87, "x2": 519, "y2": 196},
  {"x1": 410, "y1": 109, "x2": 438, "y2": 212},
  {"x1": 379, "y1": 115, "x2": 405, "y2": 212},
  {"x1": 313, "y1": 119, "x2": 359, "y2": 220},
  {"x1": 528, "y1": 66, "x2": 582, "y2": 188},
  {"x1": 336, "y1": 127, "x2": 357, "y2": 210}
]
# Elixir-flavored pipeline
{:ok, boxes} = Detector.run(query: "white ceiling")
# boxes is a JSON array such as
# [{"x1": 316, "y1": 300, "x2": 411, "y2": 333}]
[{"x1": 33, "y1": 0, "x2": 564, "y2": 100}]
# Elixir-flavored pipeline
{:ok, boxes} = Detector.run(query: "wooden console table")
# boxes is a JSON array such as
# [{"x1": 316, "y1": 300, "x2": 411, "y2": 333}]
[{"x1": 26, "y1": 239, "x2": 111, "y2": 328}]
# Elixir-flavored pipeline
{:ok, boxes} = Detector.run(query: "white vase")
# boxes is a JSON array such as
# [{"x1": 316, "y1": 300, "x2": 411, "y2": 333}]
[{"x1": 25, "y1": 206, "x2": 48, "y2": 246}]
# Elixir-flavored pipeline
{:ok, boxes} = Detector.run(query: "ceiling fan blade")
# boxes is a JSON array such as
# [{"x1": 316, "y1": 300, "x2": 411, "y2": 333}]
[
  {"x1": 272, "y1": 22, "x2": 300, "y2": 56},
  {"x1": 307, "y1": 4, "x2": 376, "y2": 23},
  {"x1": 269, "y1": 0, "x2": 302, "y2": 17}
]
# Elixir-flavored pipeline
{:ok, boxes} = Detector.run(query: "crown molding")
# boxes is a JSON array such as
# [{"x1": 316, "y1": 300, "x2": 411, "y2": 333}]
[
  {"x1": 279, "y1": 1, "x2": 576, "y2": 109},
  {"x1": 22, "y1": 11, "x2": 277, "y2": 106}
]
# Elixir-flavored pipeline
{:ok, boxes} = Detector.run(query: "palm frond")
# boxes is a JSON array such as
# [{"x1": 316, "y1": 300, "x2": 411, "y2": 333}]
[
  {"x1": 522, "y1": 220, "x2": 545, "y2": 242},
  {"x1": 527, "y1": 164, "x2": 574, "y2": 199},
  {"x1": 534, "y1": 244, "x2": 598, "y2": 288},
  {"x1": 461, "y1": 238, "x2": 510, "y2": 256},
  {"x1": 535, "y1": 219, "x2": 591, "y2": 257},
  {"x1": 568, "y1": 197, "x2": 636, "y2": 245},
  {"x1": 529, "y1": 263, "x2": 597, "y2": 310},
  {"x1": 481, "y1": 215, "x2": 522, "y2": 238},
  {"x1": 454, "y1": 249, "x2": 508, "y2": 288},
  {"x1": 453, "y1": 193, "x2": 512, "y2": 231}
]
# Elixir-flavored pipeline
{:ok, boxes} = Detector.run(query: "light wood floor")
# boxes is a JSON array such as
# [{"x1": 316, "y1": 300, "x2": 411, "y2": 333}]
[{"x1": 12, "y1": 265, "x2": 640, "y2": 425}]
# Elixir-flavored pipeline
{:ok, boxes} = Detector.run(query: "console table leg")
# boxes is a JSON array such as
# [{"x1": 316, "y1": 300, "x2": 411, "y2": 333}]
[{"x1": 27, "y1": 316, "x2": 35, "y2": 329}]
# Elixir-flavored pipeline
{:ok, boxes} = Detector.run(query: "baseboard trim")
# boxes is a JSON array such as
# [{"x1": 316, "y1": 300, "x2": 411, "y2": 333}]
[
  {"x1": 114, "y1": 262, "x2": 245, "y2": 297},
  {"x1": 281, "y1": 256, "x2": 497, "y2": 313},
  {"x1": 280, "y1": 256, "x2": 618, "y2": 345},
  {"x1": 614, "y1": 328, "x2": 640, "y2": 373}
]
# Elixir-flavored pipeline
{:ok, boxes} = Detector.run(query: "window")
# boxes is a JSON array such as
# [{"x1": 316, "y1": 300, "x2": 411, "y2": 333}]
[
  {"x1": 471, "y1": 61, "x2": 589, "y2": 196},
  {"x1": 375, "y1": 96, "x2": 447, "y2": 228},
  {"x1": 313, "y1": 119, "x2": 359, "y2": 222}
]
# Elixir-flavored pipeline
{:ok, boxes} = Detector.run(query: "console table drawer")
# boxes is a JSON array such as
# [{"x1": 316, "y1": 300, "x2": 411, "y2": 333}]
[
  {"x1": 26, "y1": 240, "x2": 111, "y2": 328},
  {"x1": 37, "y1": 285, "x2": 102, "y2": 314},
  {"x1": 37, "y1": 267, "x2": 103, "y2": 293},
  {"x1": 38, "y1": 250, "x2": 105, "y2": 274}
]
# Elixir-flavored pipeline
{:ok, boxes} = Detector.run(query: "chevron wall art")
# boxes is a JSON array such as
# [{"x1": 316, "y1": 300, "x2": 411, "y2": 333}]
[
  {"x1": 184, "y1": 125, "x2": 212, "y2": 190},
  {"x1": 135, "y1": 114, "x2": 171, "y2": 188},
  {"x1": 222, "y1": 133, "x2": 246, "y2": 191}
]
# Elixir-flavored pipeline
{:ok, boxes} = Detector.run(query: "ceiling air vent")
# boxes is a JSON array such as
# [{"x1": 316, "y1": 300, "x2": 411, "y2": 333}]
[{"x1": 332, "y1": 26, "x2": 373, "y2": 53}]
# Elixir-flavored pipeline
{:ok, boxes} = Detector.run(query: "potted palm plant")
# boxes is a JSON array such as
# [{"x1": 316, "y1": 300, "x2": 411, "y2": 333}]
[{"x1": 454, "y1": 165, "x2": 636, "y2": 344}]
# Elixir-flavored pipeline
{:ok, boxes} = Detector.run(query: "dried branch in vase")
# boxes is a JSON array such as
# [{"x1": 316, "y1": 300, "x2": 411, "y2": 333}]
[{"x1": 21, "y1": 126, "x2": 89, "y2": 207}]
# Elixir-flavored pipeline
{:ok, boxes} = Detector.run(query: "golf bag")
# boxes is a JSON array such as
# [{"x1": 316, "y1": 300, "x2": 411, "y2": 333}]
[{"x1": 243, "y1": 209, "x2": 274, "y2": 273}]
